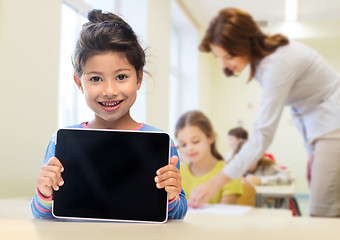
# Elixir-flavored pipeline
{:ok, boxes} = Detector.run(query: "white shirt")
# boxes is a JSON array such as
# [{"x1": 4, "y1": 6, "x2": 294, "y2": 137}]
[{"x1": 223, "y1": 40, "x2": 340, "y2": 179}]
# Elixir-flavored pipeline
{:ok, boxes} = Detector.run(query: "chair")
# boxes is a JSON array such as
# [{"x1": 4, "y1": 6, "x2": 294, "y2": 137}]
[{"x1": 236, "y1": 183, "x2": 256, "y2": 207}]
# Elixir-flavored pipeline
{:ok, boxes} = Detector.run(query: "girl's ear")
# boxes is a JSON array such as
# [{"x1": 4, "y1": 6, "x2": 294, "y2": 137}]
[
  {"x1": 73, "y1": 74, "x2": 84, "y2": 93},
  {"x1": 208, "y1": 134, "x2": 215, "y2": 145},
  {"x1": 137, "y1": 71, "x2": 143, "y2": 90}
]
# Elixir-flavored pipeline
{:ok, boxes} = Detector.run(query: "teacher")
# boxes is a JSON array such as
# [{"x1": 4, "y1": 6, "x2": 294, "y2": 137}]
[{"x1": 189, "y1": 8, "x2": 340, "y2": 217}]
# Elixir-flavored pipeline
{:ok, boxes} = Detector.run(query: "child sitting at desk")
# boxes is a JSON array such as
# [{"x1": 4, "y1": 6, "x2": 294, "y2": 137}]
[
  {"x1": 223, "y1": 127, "x2": 248, "y2": 163},
  {"x1": 232, "y1": 140, "x2": 294, "y2": 186},
  {"x1": 30, "y1": 9, "x2": 187, "y2": 220},
  {"x1": 175, "y1": 110, "x2": 243, "y2": 205}
]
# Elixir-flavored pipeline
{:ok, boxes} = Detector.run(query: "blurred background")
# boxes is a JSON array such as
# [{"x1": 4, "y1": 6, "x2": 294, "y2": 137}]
[{"x1": 1, "y1": 0, "x2": 339, "y2": 205}]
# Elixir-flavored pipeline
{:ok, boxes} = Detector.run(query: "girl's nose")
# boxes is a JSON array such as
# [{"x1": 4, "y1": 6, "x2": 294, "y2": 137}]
[
  {"x1": 187, "y1": 143, "x2": 194, "y2": 151},
  {"x1": 103, "y1": 81, "x2": 118, "y2": 97}
]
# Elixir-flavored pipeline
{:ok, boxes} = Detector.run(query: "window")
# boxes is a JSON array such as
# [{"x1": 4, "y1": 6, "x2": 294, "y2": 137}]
[
  {"x1": 169, "y1": 0, "x2": 199, "y2": 138},
  {"x1": 58, "y1": 0, "x2": 116, "y2": 128}
]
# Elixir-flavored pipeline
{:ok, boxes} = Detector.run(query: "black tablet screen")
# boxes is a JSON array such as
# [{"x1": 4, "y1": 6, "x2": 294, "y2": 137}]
[{"x1": 53, "y1": 128, "x2": 169, "y2": 222}]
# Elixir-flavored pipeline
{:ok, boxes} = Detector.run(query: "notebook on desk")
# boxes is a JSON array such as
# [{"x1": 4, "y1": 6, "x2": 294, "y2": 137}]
[{"x1": 52, "y1": 128, "x2": 170, "y2": 223}]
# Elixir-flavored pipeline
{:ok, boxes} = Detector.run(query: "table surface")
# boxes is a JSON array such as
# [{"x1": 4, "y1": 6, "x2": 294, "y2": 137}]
[
  {"x1": 255, "y1": 184, "x2": 295, "y2": 197},
  {"x1": 1, "y1": 198, "x2": 340, "y2": 240}
]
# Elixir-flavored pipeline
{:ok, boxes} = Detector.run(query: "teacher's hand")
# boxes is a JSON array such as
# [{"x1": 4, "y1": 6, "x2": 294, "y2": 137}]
[{"x1": 188, "y1": 172, "x2": 231, "y2": 208}]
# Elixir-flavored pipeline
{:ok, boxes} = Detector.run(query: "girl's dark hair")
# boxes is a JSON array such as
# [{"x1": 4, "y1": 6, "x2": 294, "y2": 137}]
[
  {"x1": 175, "y1": 110, "x2": 223, "y2": 160},
  {"x1": 228, "y1": 127, "x2": 248, "y2": 140},
  {"x1": 72, "y1": 9, "x2": 145, "y2": 78},
  {"x1": 199, "y1": 8, "x2": 289, "y2": 81}
]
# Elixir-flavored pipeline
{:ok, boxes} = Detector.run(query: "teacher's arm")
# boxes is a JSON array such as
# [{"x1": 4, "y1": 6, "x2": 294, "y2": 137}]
[{"x1": 189, "y1": 58, "x2": 296, "y2": 208}]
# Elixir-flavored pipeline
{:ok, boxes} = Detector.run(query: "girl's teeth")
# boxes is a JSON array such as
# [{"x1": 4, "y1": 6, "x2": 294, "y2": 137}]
[{"x1": 102, "y1": 101, "x2": 120, "y2": 106}]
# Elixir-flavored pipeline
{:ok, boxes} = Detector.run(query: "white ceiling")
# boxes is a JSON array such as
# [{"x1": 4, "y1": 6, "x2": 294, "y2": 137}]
[{"x1": 179, "y1": 0, "x2": 340, "y2": 28}]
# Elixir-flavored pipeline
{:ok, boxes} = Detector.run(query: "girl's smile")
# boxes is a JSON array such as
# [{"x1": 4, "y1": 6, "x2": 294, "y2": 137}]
[
  {"x1": 188, "y1": 152, "x2": 199, "y2": 158},
  {"x1": 99, "y1": 100, "x2": 124, "y2": 112},
  {"x1": 73, "y1": 51, "x2": 142, "y2": 129}
]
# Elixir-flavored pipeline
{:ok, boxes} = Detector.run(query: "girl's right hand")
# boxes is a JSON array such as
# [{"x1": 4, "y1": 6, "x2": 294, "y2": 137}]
[{"x1": 37, "y1": 157, "x2": 64, "y2": 198}]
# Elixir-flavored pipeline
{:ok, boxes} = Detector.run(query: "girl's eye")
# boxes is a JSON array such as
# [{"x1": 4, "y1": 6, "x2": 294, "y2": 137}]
[
  {"x1": 193, "y1": 140, "x2": 200, "y2": 144},
  {"x1": 90, "y1": 76, "x2": 102, "y2": 82},
  {"x1": 180, "y1": 144, "x2": 186, "y2": 148},
  {"x1": 116, "y1": 74, "x2": 127, "y2": 81}
]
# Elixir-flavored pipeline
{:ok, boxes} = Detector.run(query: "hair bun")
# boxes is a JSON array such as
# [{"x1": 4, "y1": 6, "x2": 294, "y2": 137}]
[
  {"x1": 87, "y1": 9, "x2": 104, "y2": 23},
  {"x1": 88, "y1": 9, "x2": 117, "y2": 23}
]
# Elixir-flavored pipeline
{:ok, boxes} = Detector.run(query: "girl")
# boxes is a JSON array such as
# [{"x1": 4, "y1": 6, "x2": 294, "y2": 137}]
[
  {"x1": 30, "y1": 9, "x2": 187, "y2": 220},
  {"x1": 175, "y1": 110, "x2": 242, "y2": 205},
  {"x1": 189, "y1": 8, "x2": 340, "y2": 218},
  {"x1": 223, "y1": 127, "x2": 248, "y2": 163}
]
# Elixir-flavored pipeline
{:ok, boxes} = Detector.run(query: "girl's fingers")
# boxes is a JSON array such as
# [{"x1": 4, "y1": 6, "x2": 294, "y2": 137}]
[
  {"x1": 169, "y1": 156, "x2": 179, "y2": 166},
  {"x1": 40, "y1": 166, "x2": 64, "y2": 190},
  {"x1": 42, "y1": 166, "x2": 64, "y2": 185},
  {"x1": 47, "y1": 157, "x2": 64, "y2": 172},
  {"x1": 37, "y1": 176, "x2": 55, "y2": 198},
  {"x1": 155, "y1": 170, "x2": 180, "y2": 184},
  {"x1": 155, "y1": 177, "x2": 181, "y2": 189},
  {"x1": 156, "y1": 164, "x2": 179, "y2": 176},
  {"x1": 42, "y1": 171, "x2": 61, "y2": 190},
  {"x1": 165, "y1": 186, "x2": 181, "y2": 199},
  {"x1": 156, "y1": 156, "x2": 179, "y2": 175}
]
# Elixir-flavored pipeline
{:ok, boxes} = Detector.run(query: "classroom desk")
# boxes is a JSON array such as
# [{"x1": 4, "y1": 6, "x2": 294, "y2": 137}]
[
  {"x1": 255, "y1": 185, "x2": 295, "y2": 208},
  {"x1": 1, "y1": 198, "x2": 340, "y2": 240}
]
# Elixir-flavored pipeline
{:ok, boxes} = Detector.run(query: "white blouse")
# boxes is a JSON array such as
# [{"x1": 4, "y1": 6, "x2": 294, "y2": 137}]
[{"x1": 223, "y1": 40, "x2": 340, "y2": 179}]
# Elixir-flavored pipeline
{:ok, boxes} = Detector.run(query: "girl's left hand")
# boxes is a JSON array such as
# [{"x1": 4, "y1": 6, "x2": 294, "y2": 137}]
[{"x1": 155, "y1": 156, "x2": 181, "y2": 200}]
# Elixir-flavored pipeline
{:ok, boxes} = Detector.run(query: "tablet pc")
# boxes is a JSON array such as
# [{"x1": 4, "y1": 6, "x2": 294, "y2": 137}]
[{"x1": 52, "y1": 128, "x2": 170, "y2": 223}]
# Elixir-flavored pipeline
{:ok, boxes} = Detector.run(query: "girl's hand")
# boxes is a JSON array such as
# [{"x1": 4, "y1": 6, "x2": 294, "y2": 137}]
[
  {"x1": 37, "y1": 157, "x2": 64, "y2": 198},
  {"x1": 155, "y1": 156, "x2": 181, "y2": 200}
]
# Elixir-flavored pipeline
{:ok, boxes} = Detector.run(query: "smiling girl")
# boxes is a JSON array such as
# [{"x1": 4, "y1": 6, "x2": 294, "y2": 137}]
[
  {"x1": 175, "y1": 110, "x2": 242, "y2": 205},
  {"x1": 30, "y1": 9, "x2": 187, "y2": 220}
]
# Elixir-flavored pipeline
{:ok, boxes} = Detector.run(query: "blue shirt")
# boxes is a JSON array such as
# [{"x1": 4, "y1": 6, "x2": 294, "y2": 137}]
[{"x1": 31, "y1": 122, "x2": 187, "y2": 220}]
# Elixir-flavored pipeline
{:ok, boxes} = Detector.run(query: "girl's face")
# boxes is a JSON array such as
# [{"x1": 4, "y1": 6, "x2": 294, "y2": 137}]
[
  {"x1": 210, "y1": 44, "x2": 249, "y2": 75},
  {"x1": 74, "y1": 51, "x2": 142, "y2": 129},
  {"x1": 228, "y1": 135, "x2": 240, "y2": 150},
  {"x1": 176, "y1": 126, "x2": 214, "y2": 164}
]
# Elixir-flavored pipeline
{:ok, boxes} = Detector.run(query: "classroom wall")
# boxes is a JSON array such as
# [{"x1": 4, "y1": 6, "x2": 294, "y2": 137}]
[
  {"x1": 0, "y1": 0, "x2": 61, "y2": 197},
  {"x1": 145, "y1": 0, "x2": 171, "y2": 131},
  {"x1": 198, "y1": 20, "x2": 340, "y2": 194}
]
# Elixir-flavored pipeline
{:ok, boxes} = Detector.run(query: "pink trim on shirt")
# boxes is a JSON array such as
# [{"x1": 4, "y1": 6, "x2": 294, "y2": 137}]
[
  {"x1": 34, "y1": 199, "x2": 52, "y2": 213},
  {"x1": 168, "y1": 197, "x2": 179, "y2": 211},
  {"x1": 82, "y1": 122, "x2": 144, "y2": 130},
  {"x1": 36, "y1": 187, "x2": 52, "y2": 201},
  {"x1": 133, "y1": 123, "x2": 145, "y2": 130}
]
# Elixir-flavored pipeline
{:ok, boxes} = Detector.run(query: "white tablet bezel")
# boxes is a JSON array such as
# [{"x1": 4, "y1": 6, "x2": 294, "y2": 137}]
[{"x1": 52, "y1": 128, "x2": 170, "y2": 223}]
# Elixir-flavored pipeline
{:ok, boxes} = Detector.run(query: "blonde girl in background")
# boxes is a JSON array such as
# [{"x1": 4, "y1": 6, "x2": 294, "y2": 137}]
[{"x1": 175, "y1": 110, "x2": 242, "y2": 205}]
